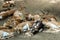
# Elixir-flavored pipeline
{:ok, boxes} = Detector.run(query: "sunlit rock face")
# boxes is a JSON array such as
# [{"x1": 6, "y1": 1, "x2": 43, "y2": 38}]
[
  {"x1": 49, "y1": 0, "x2": 60, "y2": 3},
  {"x1": 24, "y1": 0, "x2": 60, "y2": 7},
  {"x1": 0, "y1": 0, "x2": 4, "y2": 1},
  {"x1": 49, "y1": 0, "x2": 56, "y2": 3},
  {"x1": 24, "y1": 0, "x2": 60, "y2": 10},
  {"x1": 24, "y1": 0, "x2": 60, "y2": 19}
]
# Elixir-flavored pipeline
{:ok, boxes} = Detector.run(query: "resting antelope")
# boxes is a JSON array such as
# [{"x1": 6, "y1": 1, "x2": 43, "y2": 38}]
[
  {"x1": 42, "y1": 15, "x2": 60, "y2": 33},
  {"x1": 0, "y1": 9, "x2": 15, "y2": 19},
  {"x1": 2, "y1": 1, "x2": 15, "y2": 8}
]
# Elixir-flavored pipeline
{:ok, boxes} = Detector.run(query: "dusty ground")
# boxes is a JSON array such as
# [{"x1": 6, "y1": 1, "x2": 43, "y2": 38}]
[
  {"x1": 6, "y1": 32, "x2": 60, "y2": 40},
  {"x1": 0, "y1": 0, "x2": 60, "y2": 40}
]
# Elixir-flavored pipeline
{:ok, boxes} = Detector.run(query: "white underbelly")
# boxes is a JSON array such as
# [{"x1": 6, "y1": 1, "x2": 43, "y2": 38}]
[{"x1": 47, "y1": 22, "x2": 59, "y2": 29}]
